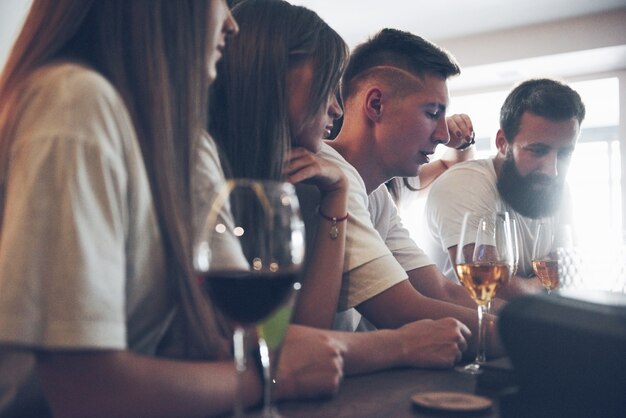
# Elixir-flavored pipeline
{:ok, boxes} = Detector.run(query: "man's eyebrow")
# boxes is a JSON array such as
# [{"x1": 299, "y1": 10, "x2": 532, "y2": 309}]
[{"x1": 424, "y1": 103, "x2": 447, "y2": 111}]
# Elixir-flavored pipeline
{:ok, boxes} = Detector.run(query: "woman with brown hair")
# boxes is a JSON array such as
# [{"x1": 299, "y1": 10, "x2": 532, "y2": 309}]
[{"x1": 0, "y1": 1, "x2": 343, "y2": 416}]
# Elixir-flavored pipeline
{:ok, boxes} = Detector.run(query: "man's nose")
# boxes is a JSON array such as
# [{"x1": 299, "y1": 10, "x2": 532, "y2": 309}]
[
  {"x1": 433, "y1": 117, "x2": 450, "y2": 145},
  {"x1": 538, "y1": 152, "x2": 559, "y2": 177}
]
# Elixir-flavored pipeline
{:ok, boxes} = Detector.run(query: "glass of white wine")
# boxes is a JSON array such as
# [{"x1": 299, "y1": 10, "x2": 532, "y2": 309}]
[
  {"x1": 510, "y1": 218, "x2": 520, "y2": 277},
  {"x1": 488, "y1": 217, "x2": 518, "y2": 314},
  {"x1": 455, "y1": 211, "x2": 515, "y2": 374},
  {"x1": 532, "y1": 221, "x2": 574, "y2": 293}
]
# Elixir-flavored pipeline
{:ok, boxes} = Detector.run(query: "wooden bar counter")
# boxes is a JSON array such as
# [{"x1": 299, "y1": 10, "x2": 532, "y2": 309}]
[{"x1": 274, "y1": 365, "x2": 502, "y2": 418}]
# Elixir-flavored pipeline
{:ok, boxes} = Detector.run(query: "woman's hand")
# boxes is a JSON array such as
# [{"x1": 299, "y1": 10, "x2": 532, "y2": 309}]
[
  {"x1": 446, "y1": 114, "x2": 474, "y2": 150},
  {"x1": 274, "y1": 325, "x2": 345, "y2": 400},
  {"x1": 284, "y1": 147, "x2": 347, "y2": 197}
]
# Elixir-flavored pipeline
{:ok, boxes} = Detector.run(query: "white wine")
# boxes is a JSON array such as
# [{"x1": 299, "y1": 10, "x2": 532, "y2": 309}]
[
  {"x1": 532, "y1": 259, "x2": 559, "y2": 290},
  {"x1": 456, "y1": 262, "x2": 511, "y2": 305}
]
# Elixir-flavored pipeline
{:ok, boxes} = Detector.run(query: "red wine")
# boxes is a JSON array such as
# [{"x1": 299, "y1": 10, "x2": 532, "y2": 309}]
[{"x1": 201, "y1": 270, "x2": 297, "y2": 324}]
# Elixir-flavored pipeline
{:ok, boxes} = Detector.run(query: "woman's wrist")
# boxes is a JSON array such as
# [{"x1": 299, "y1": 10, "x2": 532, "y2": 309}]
[
  {"x1": 370, "y1": 328, "x2": 407, "y2": 369},
  {"x1": 318, "y1": 188, "x2": 348, "y2": 220},
  {"x1": 241, "y1": 357, "x2": 264, "y2": 407},
  {"x1": 455, "y1": 131, "x2": 475, "y2": 151},
  {"x1": 318, "y1": 176, "x2": 348, "y2": 198},
  {"x1": 318, "y1": 207, "x2": 349, "y2": 240}
]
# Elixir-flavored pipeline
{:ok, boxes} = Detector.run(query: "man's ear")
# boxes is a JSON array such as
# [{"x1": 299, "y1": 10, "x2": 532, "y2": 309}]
[
  {"x1": 495, "y1": 129, "x2": 509, "y2": 155},
  {"x1": 364, "y1": 88, "x2": 383, "y2": 122}
]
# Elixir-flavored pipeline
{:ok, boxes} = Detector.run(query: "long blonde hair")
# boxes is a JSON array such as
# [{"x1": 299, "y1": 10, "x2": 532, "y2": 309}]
[{"x1": 0, "y1": 0, "x2": 230, "y2": 359}]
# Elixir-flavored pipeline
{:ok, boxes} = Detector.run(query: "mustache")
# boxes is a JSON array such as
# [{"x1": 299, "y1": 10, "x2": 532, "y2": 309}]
[
  {"x1": 497, "y1": 157, "x2": 565, "y2": 218},
  {"x1": 523, "y1": 172, "x2": 559, "y2": 187}
]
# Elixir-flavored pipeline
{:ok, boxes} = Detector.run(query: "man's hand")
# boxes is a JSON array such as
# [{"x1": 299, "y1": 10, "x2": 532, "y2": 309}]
[{"x1": 395, "y1": 318, "x2": 471, "y2": 368}]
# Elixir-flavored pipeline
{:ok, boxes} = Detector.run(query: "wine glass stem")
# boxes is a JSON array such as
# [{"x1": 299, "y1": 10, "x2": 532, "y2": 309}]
[
  {"x1": 233, "y1": 326, "x2": 247, "y2": 417},
  {"x1": 475, "y1": 304, "x2": 487, "y2": 364},
  {"x1": 258, "y1": 337, "x2": 274, "y2": 417}
]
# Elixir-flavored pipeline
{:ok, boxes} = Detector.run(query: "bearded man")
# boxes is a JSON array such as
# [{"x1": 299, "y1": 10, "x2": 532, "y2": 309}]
[{"x1": 424, "y1": 78, "x2": 586, "y2": 297}]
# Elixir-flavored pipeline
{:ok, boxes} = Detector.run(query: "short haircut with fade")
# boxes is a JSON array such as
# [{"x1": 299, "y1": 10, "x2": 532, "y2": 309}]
[{"x1": 341, "y1": 28, "x2": 460, "y2": 101}]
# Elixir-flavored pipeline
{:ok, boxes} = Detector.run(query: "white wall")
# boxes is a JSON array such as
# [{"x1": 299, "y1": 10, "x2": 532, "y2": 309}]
[
  {"x1": 438, "y1": 8, "x2": 626, "y2": 95},
  {"x1": 0, "y1": 0, "x2": 31, "y2": 71},
  {"x1": 438, "y1": 8, "x2": 626, "y2": 67}
]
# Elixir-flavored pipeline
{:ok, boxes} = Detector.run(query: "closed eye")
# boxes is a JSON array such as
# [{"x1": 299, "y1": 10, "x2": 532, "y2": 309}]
[
  {"x1": 525, "y1": 146, "x2": 550, "y2": 156},
  {"x1": 558, "y1": 148, "x2": 574, "y2": 159}
]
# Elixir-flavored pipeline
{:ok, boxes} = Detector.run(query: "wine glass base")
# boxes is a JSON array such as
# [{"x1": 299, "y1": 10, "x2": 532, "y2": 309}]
[
  {"x1": 262, "y1": 405, "x2": 282, "y2": 418},
  {"x1": 245, "y1": 407, "x2": 282, "y2": 418},
  {"x1": 455, "y1": 362, "x2": 482, "y2": 375}
]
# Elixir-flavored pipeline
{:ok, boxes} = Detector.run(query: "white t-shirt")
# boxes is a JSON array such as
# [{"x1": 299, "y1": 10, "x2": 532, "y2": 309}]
[
  {"x1": 423, "y1": 158, "x2": 569, "y2": 281},
  {"x1": 0, "y1": 63, "x2": 225, "y2": 416},
  {"x1": 319, "y1": 143, "x2": 433, "y2": 330},
  {"x1": 368, "y1": 183, "x2": 432, "y2": 272}
]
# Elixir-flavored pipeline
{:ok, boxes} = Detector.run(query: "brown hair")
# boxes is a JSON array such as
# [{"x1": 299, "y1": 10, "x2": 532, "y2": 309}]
[
  {"x1": 210, "y1": 0, "x2": 349, "y2": 180},
  {"x1": 0, "y1": 0, "x2": 229, "y2": 358}
]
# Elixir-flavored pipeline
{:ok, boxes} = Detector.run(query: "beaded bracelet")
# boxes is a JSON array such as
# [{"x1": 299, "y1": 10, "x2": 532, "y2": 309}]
[{"x1": 318, "y1": 208, "x2": 349, "y2": 240}]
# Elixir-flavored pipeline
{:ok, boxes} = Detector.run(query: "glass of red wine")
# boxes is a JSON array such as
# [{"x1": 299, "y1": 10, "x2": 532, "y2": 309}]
[{"x1": 194, "y1": 179, "x2": 305, "y2": 417}]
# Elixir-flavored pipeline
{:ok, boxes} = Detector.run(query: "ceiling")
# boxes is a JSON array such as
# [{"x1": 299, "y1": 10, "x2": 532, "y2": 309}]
[
  {"x1": 2, "y1": 0, "x2": 624, "y2": 94},
  {"x1": 290, "y1": 0, "x2": 626, "y2": 94},
  {"x1": 290, "y1": 0, "x2": 626, "y2": 46}
]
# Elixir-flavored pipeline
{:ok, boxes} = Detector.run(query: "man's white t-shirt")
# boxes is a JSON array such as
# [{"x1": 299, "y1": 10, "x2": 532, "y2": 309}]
[
  {"x1": 319, "y1": 143, "x2": 432, "y2": 330},
  {"x1": 424, "y1": 158, "x2": 569, "y2": 281}
]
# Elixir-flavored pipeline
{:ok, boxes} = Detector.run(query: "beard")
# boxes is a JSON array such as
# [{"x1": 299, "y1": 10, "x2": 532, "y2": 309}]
[{"x1": 496, "y1": 151, "x2": 565, "y2": 219}]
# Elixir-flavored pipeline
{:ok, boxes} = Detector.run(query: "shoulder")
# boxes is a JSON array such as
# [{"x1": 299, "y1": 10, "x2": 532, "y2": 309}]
[
  {"x1": 431, "y1": 158, "x2": 495, "y2": 191},
  {"x1": 22, "y1": 62, "x2": 123, "y2": 113},
  {"x1": 17, "y1": 62, "x2": 129, "y2": 130},
  {"x1": 319, "y1": 142, "x2": 347, "y2": 165},
  {"x1": 426, "y1": 157, "x2": 499, "y2": 216},
  {"x1": 320, "y1": 142, "x2": 367, "y2": 194},
  {"x1": 369, "y1": 184, "x2": 393, "y2": 210},
  {"x1": 9, "y1": 62, "x2": 135, "y2": 156},
  {"x1": 195, "y1": 133, "x2": 225, "y2": 185},
  {"x1": 446, "y1": 158, "x2": 494, "y2": 177}
]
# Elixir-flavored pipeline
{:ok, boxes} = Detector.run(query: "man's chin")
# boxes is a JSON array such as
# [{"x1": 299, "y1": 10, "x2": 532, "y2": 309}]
[
  {"x1": 529, "y1": 185, "x2": 551, "y2": 194},
  {"x1": 407, "y1": 166, "x2": 420, "y2": 178}
]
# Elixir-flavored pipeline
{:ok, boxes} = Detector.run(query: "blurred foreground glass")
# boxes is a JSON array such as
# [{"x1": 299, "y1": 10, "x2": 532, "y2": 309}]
[
  {"x1": 532, "y1": 222, "x2": 581, "y2": 293},
  {"x1": 573, "y1": 240, "x2": 626, "y2": 294},
  {"x1": 455, "y1": 211, "x2": 514, "y2": 374},
  {"x1": 194, "y1": 180, "x2": 305, "y2": 417},
  {"x1": 256, "y1": 282, "x2": 300, "y2": 417}
]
